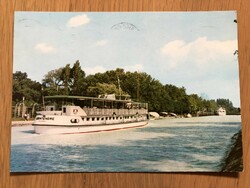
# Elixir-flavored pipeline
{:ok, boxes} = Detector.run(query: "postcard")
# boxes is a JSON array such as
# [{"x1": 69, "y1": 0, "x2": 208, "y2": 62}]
[{"x1": 11, "y1": 11, "x2": 242, "y2": 172}]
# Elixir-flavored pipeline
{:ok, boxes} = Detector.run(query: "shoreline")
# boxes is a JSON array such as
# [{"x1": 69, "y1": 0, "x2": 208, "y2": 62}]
[
  {"x1": 12, "y1": 121, "x2": 34, "y2": 127},
  {"x1": 220, "y1": 130, "x2": 243, "y2": 172},
  {"x1": 11, "y1": 116, "x2": 241, "y2": 172},
  {"x1": 12, "y1": 115, "x2": 240, "y2": 126}
]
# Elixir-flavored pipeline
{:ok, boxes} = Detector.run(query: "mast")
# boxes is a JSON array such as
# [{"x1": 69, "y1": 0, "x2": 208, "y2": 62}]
[
  {"x1": 117, "y1": 75, "x2": 122, "y2": 100},
  {"x1": 137, "y1": 73, "x2": 140, "y2": 102}
]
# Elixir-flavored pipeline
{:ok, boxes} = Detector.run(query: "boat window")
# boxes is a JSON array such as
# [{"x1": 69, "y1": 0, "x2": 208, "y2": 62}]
[
  {"x1": 82, "y1": 118, "x2": 85, "y2": 121},
  {"x1": 87, "y1": 118, "x2": 90, "y2": 121},
  {"x1": 71, "y1": 119, "x2": 79, "y2": 123},
  {"x1": 92, "y1": 117, "x2": 95, "y2": 121},
  {"x1": 97, "y1": 117, "x2": 100, "y2": 121},
  {"x1": 120, "y1": 117, "x2": 122, "y2": 119},
  {"x1": 63, "y1": 107, "x2": 66, "y2": 113},
  {"x1": 101, "y1": 117, "x2": 104, "y2": 121}
]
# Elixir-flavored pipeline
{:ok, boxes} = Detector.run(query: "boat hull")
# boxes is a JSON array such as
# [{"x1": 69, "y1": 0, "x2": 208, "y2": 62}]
[{"x1": 33, "y1": 120, "x2": 148, "y2": 134}]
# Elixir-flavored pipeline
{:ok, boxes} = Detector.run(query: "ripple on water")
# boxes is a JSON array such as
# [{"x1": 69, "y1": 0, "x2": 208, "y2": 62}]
[{"x1": 10, "y1": 116, "x2": 242, "y2": 172}]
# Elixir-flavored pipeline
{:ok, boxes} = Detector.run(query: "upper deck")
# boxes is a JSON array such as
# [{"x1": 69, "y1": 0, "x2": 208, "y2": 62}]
[{"x1": 43, "y1": 95, "x2": 148, "y2": 116}]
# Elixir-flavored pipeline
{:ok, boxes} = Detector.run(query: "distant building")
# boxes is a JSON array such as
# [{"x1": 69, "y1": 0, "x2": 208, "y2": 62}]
[{"x1": 216, "y1": 107, "x2": 226, "y2": 116}]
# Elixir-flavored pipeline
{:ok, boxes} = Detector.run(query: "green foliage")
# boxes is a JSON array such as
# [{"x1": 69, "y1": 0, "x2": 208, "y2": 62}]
[
  {"x1": 87, "y1": 83, "x2": 121, "y2": 97},
  {"x1": 71, "y1": 60, "x2": 86, "y2": 95},
  {"x1": 42, "y1": 67, "x2": 64, "y2": 95},
  {"x1": 12, "y1": 61, "x2": 240, "y2": 115},
  {"x1": 42, "y1": 60, "x2": 86, "y2": 96},
  {"x1": 61, "y1": 64, "x2": 71, "y2": 95},
  {"x1": 12, "y1": 71, "x2": 42, "y2": 105}
]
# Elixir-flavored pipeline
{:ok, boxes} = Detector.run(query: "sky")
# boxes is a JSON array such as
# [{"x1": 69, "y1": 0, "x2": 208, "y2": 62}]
[{"x1": 13, "y1": 11, "x2": 240, "y2": 107}]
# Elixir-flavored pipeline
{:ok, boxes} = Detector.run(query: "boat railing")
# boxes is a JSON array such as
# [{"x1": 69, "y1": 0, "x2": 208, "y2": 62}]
[
  {"x1": 36, "y1": 111, "x2": 62, "y2": 115},
  {"x1": 82, "y1": 108, "x2": 148, "y2": 116}
]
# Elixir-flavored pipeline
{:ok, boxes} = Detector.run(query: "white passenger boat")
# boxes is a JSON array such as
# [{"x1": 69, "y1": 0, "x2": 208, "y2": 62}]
[
  {"x1": 216, "y1": 107, "x2": 226, "y2": 116},
  {"x1": 32, "y1": 95, "x2": 149, "y2": 134}
]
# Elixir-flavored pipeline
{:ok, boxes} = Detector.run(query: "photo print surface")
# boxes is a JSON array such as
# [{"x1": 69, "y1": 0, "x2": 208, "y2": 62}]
[{"x1": 11, "y1": 11, "x2": 242, "y2": 172}]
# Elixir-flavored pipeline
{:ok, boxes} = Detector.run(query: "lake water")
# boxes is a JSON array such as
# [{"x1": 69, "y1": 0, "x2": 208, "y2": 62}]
[{"x1": 10, "y1": 115, "x2": 241, "y2": 172}]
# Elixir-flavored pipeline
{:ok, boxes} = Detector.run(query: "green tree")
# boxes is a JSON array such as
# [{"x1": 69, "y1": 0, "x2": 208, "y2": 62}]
[
  {"x1": 61, "y1": 64, "x2": 72, "y2": 95},
  {"x1": 208, "y1": 99, "x2": 218, "y2": 113},
  {"x1": 164, "y1": 85, "x2": 190, "y2": 114},
  {"x1": 188, "y1": 94, "x2": 200, "y2": 114},
  {"x1": 12, "y1": 71, "x2": 42, "y2": 105},
  {"x1": 87, "y1": 83, "x2": 121, "y2": 97},
  {"x1": 71, "y1": 60, "x2": 86, "y2": 95},
  {"x1": 40, "y1": 63, "x2": 240, "y2": 115},
  {"x1": 84, "y1": 68, "x2": 127, "y2": 96},
  {"x1": 42, "y1": 67, "x2": 64, "y2": 95}
]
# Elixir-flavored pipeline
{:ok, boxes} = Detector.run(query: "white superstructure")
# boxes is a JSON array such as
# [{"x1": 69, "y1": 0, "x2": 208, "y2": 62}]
[{"x1": 33, "y1": 95, "x2": 149, "y2": 134}]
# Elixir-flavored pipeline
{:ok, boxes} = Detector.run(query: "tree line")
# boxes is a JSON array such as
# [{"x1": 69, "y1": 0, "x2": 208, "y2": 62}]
[{"x1": 12, "y1": 60, "x2": 240, "y2": 115}]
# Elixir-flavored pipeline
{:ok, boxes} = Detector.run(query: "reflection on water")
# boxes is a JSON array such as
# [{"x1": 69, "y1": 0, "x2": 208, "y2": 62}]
[{"x1": 11, "y1": 115, "x2": 241, "y2": 172}]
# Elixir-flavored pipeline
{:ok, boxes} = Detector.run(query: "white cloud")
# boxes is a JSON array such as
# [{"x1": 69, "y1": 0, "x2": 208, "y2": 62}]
[
  {"x1": 160, "y1": 37, "x2": 237, "y2": 69},
  {"x1": 123, "y1": 64, "x2": 144, "y2": 72},
  {"x1": 161, "y1": 40, "x2": 189, "y2": 59},
  {"x1": 35, "y1": 43, "x2": 57, "y2": 54},
  {"x1": 94, "y1": 40, "x2": 108, "y2": 46},
  {"x1": 81, "y1": 64, "x2": 143, "y2": 77},
  {"x1": 67, "y1": 14, "x2": 90, "y2": 28},
  {"x1": 84, "y1": 66, "x2": 106, "y2": 75},
  {"x1": 158, "y1": 37, "x2": 240, "y2": 107}
]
